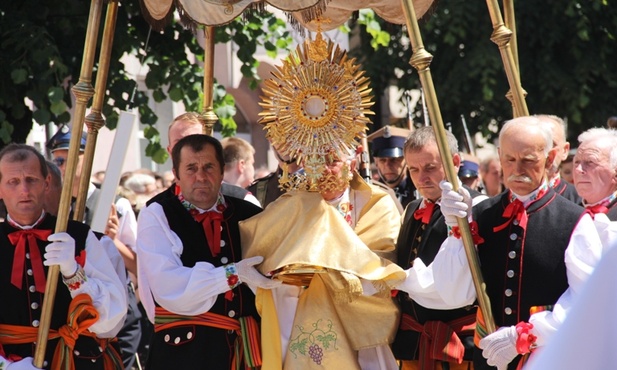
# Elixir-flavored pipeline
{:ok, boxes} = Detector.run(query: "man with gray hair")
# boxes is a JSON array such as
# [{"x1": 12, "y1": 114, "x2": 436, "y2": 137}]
[
  {"x1": 535, "y1": 114, "x2": 582, "y2": 204},
  {"x1": 398, "y1": 116, "x2": 602, "y2": 369},
  {"x1": 573, "y1": 127, "x2": 617, "y2": 220}
]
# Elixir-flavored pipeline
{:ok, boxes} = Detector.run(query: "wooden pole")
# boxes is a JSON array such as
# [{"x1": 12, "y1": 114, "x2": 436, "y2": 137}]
[
  {"x1": 400, "y1": 0, "x2": 496, "y2": 334},
  {"x1": 34, "y1": 0, "x2": 104, "y2": 366},
  {"x1": 75, "y1": 0, "x2": 119, "y2": 223},
  {"x1": 201, "y1": 25, "x2": 219, "y2": 135},
  {"x1": 485, "y1": 0, "x2": 528, "y2": 117}
]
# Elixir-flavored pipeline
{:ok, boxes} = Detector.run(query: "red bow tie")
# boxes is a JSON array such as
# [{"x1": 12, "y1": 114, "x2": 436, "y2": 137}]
[
  {"x1": 413, "y1": 201, "x2": 435, "y2": 225},
  {"x1": 493, "y1": 199, "x2": 528, "y2": 233},
  {"x1": 8, "y1": 229, "x2": 52, "y2": 293},
  {"x1": 193, "y1": 211, "x2": 224, "y2": 257},
  {"x1": 587, "y1": 204, "x2": 609, "y2": 219}
]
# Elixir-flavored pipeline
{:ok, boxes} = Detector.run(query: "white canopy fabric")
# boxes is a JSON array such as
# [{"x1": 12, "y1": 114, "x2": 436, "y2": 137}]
[{"x1": 139, "y1": 0, "x2": 434, "y2": 30}]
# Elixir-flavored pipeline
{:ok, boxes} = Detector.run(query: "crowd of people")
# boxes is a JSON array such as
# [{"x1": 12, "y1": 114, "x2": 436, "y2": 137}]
[{"x1": 1, "y1": 107, "x2": 617, "y2": 370}]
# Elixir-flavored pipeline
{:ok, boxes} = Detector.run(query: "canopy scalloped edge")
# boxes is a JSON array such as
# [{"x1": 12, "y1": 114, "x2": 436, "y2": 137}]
[
  {"x1": 139, "y1": 0, "x2": 328, "y2": 31},
  {"x1": 139, "y1": 0, "x2": 435, "y2": 32}
]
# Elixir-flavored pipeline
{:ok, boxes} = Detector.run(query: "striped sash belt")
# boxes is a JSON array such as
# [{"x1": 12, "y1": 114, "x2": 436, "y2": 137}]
[
  {"x1": 154, "y1": 306, "x2": 261, "y2": 369},
  {"x1": 0, "y1": 294, "x2": 122, "y2": 370},
  {"x1": 400, "y1": 312, "x2": 476, "y2": 370}
]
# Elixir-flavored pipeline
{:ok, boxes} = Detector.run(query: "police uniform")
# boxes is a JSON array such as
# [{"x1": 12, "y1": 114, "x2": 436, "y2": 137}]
[
  {"x1": 459, "y1": 156, "x2": 481, "y2": 192},
  {"x1": 367, "y1": 126, "x2": 416, "y2": 209}
]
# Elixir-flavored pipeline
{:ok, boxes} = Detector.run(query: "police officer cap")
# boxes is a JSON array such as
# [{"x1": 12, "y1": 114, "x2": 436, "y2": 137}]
[
  {"x1": 46, "y1": 124, "x2": 87, "y2": 153},
  {"x1": 366, "y1": 126, "x2": 412, "y2": 158},
  {"x1": 458, "y1": 159, "x2": 479, "y2": 178}
]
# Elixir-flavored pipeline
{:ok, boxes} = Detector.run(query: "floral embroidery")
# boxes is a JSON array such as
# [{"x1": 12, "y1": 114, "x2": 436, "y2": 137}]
[
  {"x1": 177, "y1": 191, "x2": 226, "y2": 215},
  {"x1": 336, "y1": 202, "x2": 353, "y2": 226},
  {"x1": 510, "y1": 182, "x2": 548, "y2": 208},
  {"x1": 288, "y1": 319, "x2": 338, "y2": 365},
  {"x1": 224, "y1": 263, "x2": 240, "y2": 290}
]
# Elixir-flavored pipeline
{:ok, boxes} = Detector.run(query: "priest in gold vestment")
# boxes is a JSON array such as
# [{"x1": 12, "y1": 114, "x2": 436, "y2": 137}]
[
  {"x1": 241, "y1": 32, "x2": 406, "y2": 370},
  {"x1": 241, "y1": 152, "x2": 404, "y2": 370}
]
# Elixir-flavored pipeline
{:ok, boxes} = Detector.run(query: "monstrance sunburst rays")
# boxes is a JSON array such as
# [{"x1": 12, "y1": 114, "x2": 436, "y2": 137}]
[{"x1": 259, "y1": 32, "x2": 374, "y2": 191}]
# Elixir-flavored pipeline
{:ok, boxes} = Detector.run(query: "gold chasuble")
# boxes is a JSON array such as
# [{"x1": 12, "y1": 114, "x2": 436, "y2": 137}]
[{"x1": 241, "y1": 176, "x2": 404, "y2": 369}]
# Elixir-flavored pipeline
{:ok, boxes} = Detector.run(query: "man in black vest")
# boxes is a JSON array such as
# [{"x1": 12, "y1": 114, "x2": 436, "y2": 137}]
[
  {"x1": 393, "y1": 127, "x2": 486, "y2": 370},
  {"x1": 537, "y1": 114, "x2": 582, "y2": 204},
  {"x1": 136, "y1": 134, "x2": 279, "y2": 369},
  {"x1": 402, "y1": 116, "x2": 602, "y2": 370},
  {"x1": 573, "y1": 127, "x2": 617, "y2": 220},
  {"x1": 0, "y1": 144, "x2": 126, "y2": 369}
]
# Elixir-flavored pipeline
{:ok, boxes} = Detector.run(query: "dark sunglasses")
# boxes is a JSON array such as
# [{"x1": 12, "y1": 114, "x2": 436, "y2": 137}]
[{"x1": 52, "y1": 157, "x2": 66, "y2": 166}]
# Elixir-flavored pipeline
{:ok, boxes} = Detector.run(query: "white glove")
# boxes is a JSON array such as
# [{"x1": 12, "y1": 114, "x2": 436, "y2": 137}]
[
  {"x1": 45, "y1": 232, "x2": 77, "y2": 277},
  {"x1": 439, "y1": 180, "x2": 472, "y2": 227},
  {"x1": 6, "y1": 357, "x2": 40, "y2": 370},
  {"x1": 236, "y1": 256, "x2": 282, "y2": 290},
  {"x1": 479, "y1": 326, "x2": 519, "y2": 370}
]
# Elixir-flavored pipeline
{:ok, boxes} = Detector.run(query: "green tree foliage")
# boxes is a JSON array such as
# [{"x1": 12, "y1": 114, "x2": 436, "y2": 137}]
[
  {"x1": 0, "y1": 1, "x2": 292, "y2": 162},
  {"x1": 351, "y1": 0, "x2": 617, "y2": 143}
]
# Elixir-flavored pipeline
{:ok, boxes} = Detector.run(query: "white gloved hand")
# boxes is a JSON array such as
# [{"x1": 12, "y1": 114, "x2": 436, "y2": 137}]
[
  {"x1": 236, "y1": 256, "x2": 282, "y2": 290},
  {"x1": 45, "y1": 232, "x2": 77, "y2": 277},
  {"x1": 6, "y1": 357, "x2": 40, "y2": 370},
  {"x1": 439, "y1": 180, "x2": 472, "y2": 227},
  {"x1": 478, "y1": 326, "x2": 519, "y2": 370}
]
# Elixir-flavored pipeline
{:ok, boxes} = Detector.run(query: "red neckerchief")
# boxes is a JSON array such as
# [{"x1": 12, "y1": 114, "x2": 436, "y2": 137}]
[
  {"x1": 493, "y1": 185, "x2": 549, "y2": 233},
  {"x1": 587, "y1": 204, "x2": 609, "y2": 218},
  {"x1": 192, "y1": 209, "x2": 225, "y2": 257},
  {"x1": 585, "y1": 193, "x2": 616, "y2": 219},
  {"x1": 6, "y1": 214, "x2": 51, "y2": 293},
  {"x1": 413, "y1": 199, "x2": 435, "y2": 225},
  {"x1": 177, "y1": 190, "x2": 227, "y2": 257}
]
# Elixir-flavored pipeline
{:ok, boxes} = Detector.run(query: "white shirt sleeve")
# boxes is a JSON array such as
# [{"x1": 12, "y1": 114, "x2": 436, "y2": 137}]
[
  {"x1": 99, "y1": 235, "x2": 128, "y2": 285},
  {"x1": 70, "y1": 231, "x2": 128, "y2": 337},
  {"x1": 399, "y1": 235, "x2": 476, "y2": 309},
  {"x1": 525, "y1": 244, "x2": 617, "y2": 369},
  {"x1": 115, "y1": 197, "x2": 137, "y2": 252},
  {"x1": 136, "y1": 202, "x2": 231, "y2": 323},
  {"x1": 529, "y1": 213, "x2": 602, "y2": 345},
  {"x1": 401, "y1": 211, "x2": 604, "y2": 324},
  {"x1": 397, "y1": 194, "x2": 487, "y2": 308}
]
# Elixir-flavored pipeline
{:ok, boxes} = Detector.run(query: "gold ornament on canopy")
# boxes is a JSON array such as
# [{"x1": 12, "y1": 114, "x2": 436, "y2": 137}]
[{"x1": 258, "y1": 31, "x2": 374, "y2": 191}]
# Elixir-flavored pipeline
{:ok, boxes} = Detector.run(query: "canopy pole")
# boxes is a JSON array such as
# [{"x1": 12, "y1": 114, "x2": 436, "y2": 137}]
[
  {"x1": 485, "y1": 0, "x2": 528, "y2": 117},
  {"x1": 202, "y1": 25, "x2": 219, "y2": 135},
  {"x1": 75, "y1": 0, "x2": 119, "y2": 222},
  {"x1": 34, "y1": 0, "x2": 105, "y2": 366},
  {"x1": 400, "y1": 0, "x2": 496, "y2": 334}
]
